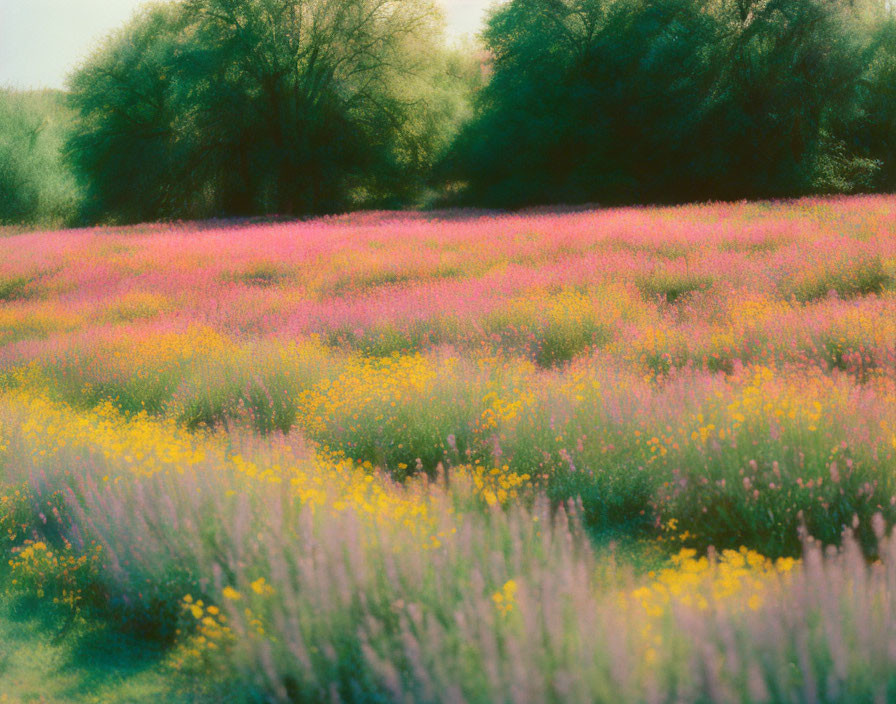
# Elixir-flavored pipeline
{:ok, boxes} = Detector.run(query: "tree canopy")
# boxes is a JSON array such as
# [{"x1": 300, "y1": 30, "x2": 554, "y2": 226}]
[
  {"x1": 5, "y1": 0, "x2": 896, "y2": 224},
  {"x1": 447, "y1": 0, "x2": 896, "y2": 207},
  {"x1": 0, "y1": 90, "x2": 79, "y2": 226},
  {"x1": 66, "y1": 0, "x2": 466, "y2": 222}
]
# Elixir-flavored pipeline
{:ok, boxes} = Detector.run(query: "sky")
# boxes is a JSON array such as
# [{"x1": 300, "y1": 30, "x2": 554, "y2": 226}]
[{"x1": 0, "y1": 0, "x2": 494, "y2": 90}]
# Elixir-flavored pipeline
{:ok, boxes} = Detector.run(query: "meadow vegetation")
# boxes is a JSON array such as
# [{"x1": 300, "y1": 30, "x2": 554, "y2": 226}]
[
  {"x1": 3, "y1": 0, "x2": 896, "y2": 700},
  {"x1": 0, "y1": 197, "x2": 894, "y2": 701}
]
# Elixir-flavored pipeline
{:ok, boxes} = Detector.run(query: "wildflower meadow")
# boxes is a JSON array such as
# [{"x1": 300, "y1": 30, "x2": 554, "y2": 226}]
[{"x1": 0, "y1": 196, "x2": 895, "y2": 702}]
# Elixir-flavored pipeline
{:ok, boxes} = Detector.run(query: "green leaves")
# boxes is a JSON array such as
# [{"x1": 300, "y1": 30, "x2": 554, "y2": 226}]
[
  {"x1": 449, "y1": 0, "x2": 896, "y2": 207},
  {"x1": 65, "y1": 0, "x2": 455, "y2": 223},
  {"x1": 0, "y1": 90, "x2": 80, "y2": 227}
]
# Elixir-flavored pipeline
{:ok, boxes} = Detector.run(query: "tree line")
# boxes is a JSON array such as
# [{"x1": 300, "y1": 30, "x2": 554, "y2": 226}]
[{"x1": 5, "y1": 0, "x2": 896, "y2": 225}]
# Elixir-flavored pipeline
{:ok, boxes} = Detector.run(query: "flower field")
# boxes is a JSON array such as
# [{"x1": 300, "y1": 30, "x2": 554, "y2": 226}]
[{"x1": 1, "y1": 196, "x2": 895, "y2": 702}]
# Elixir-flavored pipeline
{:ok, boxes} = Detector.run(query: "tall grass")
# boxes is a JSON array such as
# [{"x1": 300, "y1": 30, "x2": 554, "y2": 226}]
[{"x1": 2, "y1": 392, "x2": 896, "y2": 702}]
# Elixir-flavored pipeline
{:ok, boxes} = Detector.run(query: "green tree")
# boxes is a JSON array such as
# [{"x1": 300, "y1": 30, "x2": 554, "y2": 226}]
[
  {"x1": 66, "y1": 5, "x2": 186, "y2": 223},
  {"x1": 447, "y1": 0, "x2": 889, "y2": 207},
  {"x1": 67, "y1": 0, "x2": 458, "y2": 223},
  {"x1": 833, "y1": 0, "x2": 896, "y2": 192},
  {"x1": 0, "y1": 90, "x2": 80, "y2": 226}
]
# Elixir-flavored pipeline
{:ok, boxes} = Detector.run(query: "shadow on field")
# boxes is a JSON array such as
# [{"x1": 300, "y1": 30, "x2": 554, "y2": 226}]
[{"x1": 0, "y1": 594, "x2": 234, "y2": 703}]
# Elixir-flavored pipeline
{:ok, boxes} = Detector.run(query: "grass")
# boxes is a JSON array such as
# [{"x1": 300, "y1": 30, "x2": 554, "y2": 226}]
[
  {"x1": 0, "y1": 277, "x2": 31, "y2": 303},
  {"x1": 785, "y1": 255, "x2": 893, "y2": 302},
  {"x1": 228, "y1": 262, "x2": 292, "y2": 288},
  {"x1": 0, "y1": 592, "x2": 208, "y2": 704},
  {"x1": 636, "y1": 270, "x2": 714, "y2": 303}
]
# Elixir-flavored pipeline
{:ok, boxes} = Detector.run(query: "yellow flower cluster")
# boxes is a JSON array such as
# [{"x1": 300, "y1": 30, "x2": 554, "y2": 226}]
[
  {"x1": 296, "y1": 353, "x2": 441, "y2": 436},
  {"x1": 725, "y1": 366, "x2": 825, "y2": 433},
  {"x1": 18, "y1": 384, "x2": 446, "y2": 536},
  {"x1": 628, "y1": 546, "x2": 798, "y2": 665},
  {"x1": 13, "y1": 392, "x2": 211, "y2": 479},
  {"x1": 231, "y1": 450, "x2": 440, "y2": 539},
  {"x1": 6, "y1": 538, "x2": 103, "y2": 612},
  {"x1": 0, "y1": 488, "x2": 26, "y2": 545},
  {"x1": 628, "y1": 324, "x2": 689, "y2": 361},
  {"x1": 630, "y1": 547, "x2": 797, "y2": 618},
  {"x1": 477, "y1": 388, "x2": 535, "y2": 430},
  {"x1": 492, "y1": 579, "x2": 518, "y2": 615},
  {"x1": 2, "y1": 390, "x2": 448, "y2": 554},
  {"x1": 457, "y1": 464, "x2": 532, "y2": 507},
  {"x1": 0, "y1": 301, "x2": 84, "y2": 341},
  {"x1": 488, "y1": 286, "x2": 625, "y2": 333},
  {"x1": 113, "y1": 326, "x2": 237, "y2": 374},
  {"x1": 640, "y1": 366, "x2": 833, "y2": 463},
  {"x1": 171, "y1": 594, "x2": 235, "y2": 671},
  {"x1": 172, "y1": 580, "x2": 278, "y2": 671}
]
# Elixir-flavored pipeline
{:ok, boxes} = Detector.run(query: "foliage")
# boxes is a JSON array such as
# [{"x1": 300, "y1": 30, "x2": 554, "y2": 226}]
[
  {"x1": 10, "y1": 0, "x2": 896, "y2": 221},
  {"x1": 0, "y1": 90, "x2": 80, "y2": 226},
  {"x1": 446, "y1": 0, "x2": 896, "y2": 207},
  {"x1": 66, "y1": 0, "x2": 469, "y2": 223}
]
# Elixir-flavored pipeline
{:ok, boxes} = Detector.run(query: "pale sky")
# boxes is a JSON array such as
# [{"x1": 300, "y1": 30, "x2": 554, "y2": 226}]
[{"x1": 0, "y1": 0, "x2": 495, "y2": 90}]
